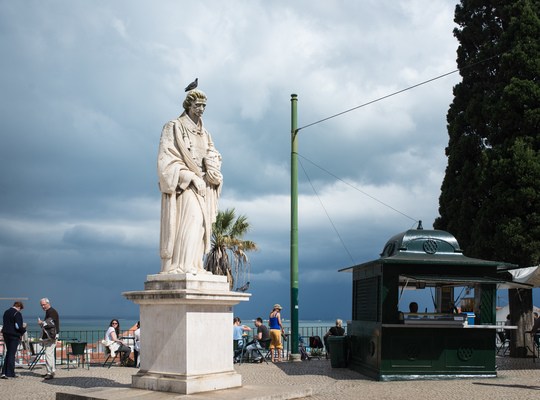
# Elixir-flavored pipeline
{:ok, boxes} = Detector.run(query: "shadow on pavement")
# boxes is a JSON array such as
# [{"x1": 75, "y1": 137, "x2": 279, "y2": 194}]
[
  {"x1": 275, "y1": 359, "x2": 370, "y2": 381},
  {"x1": 473, "y1": 382, "x2": 540, "y2": 391},
  {"x1": 40, "y1": 376, "x2": 131, "y2": 389}
]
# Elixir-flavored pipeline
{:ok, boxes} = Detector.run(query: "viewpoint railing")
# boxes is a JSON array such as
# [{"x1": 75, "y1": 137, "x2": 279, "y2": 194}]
[{"x1": 9, "y1": 325, "x2": 339, "y2": 367}]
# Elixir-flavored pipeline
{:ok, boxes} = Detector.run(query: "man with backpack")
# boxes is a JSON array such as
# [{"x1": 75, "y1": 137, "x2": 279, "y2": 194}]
[{"x1": 38, "y1": 298, "x2": 60, "y2": 380}]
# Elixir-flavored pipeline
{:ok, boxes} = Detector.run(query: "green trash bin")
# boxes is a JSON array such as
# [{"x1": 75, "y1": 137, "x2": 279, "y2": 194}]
[{"x1": 328, "y1": 336, "x2": 348, "y2": 368}]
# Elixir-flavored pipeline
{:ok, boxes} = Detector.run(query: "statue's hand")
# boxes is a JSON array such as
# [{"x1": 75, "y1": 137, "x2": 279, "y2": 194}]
[
  {"x1": 204, "y1": 156, "x2": 221, "y2": 171},
  {"x1": 191, "y1": 176, "x2": 206, "y2": 195}
]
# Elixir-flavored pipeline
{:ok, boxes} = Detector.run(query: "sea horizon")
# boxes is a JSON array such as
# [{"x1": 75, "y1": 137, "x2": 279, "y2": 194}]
[{"x1": 22, "y1": 315, "x2": 344, "y2": 334}]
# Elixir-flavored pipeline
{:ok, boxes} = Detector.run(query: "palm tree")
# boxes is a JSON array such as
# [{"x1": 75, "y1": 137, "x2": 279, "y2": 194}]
[{"x1": 204, "y1": 208, "x2": 257, "y2": 290}]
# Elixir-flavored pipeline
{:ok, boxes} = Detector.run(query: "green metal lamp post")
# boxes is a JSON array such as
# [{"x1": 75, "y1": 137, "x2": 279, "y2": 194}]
[{"x1": 290, "y1": 94, "x2": 299, "y2": 357}]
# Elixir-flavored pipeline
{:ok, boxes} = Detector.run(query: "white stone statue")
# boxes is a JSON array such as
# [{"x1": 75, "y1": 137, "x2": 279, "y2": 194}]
[{"x1": 157, "y1": 89, "x2": 223, "y2": 274}]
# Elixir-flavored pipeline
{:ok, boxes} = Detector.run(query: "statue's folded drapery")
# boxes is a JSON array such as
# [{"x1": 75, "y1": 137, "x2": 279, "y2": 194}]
[{"x1": 157, "y1": 112, "x2": 222, "y2": 274}]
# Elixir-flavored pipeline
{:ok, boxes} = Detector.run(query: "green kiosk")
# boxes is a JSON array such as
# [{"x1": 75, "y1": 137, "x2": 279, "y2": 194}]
[{"x1": 341, "y1": 225, "x2": 522, "y2": 380}]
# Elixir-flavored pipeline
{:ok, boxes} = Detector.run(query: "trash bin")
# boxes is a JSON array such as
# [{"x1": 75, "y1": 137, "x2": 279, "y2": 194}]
[{"x1": 328, "y1": 336, "x2": 348, "y2": 368}]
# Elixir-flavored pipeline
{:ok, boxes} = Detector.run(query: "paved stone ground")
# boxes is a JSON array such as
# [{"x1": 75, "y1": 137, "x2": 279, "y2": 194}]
[{"x1": 1, "y1": 356, "x2": 540, "y2": 400}]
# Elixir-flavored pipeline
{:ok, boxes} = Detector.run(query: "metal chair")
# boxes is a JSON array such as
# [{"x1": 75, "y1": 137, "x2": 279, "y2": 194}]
[
  {"x1": 532, "y1": 333, "x2": 540, "y2": 362},
  {"x1": 496, "y1": 331, "x2": 510, "y2": 356},
  {"x1": 67, "y1": 341, "x2": 89, "y2": 370},
  {"x1": 240, "y1": 339, "x2": 271, "y2": 364},
  {"x1": 28, "y1": 341, "x2": 47, "y2": 370},
  {"x1": 102, "y1": 346, "x2": 118, "y2": 368},
  {"x1": 256, "y1": 339, "x2": 271, "y2": 364}
]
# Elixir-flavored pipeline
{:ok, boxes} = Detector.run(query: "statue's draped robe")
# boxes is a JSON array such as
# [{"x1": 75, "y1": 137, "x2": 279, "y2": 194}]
[{"x1": 157, "y1": 113, "x2": 222, "y2": 274}]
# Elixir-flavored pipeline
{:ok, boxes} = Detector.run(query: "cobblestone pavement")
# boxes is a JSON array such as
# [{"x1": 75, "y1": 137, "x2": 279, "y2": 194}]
[{"x1": 1, "y1": 356, "x2": 539, "y2": 400}]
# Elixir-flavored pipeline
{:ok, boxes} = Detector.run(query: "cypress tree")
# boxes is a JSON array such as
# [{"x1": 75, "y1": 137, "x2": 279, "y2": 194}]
[{"x1": 435, "y1": 0, "x2": 540, "y2": 356}]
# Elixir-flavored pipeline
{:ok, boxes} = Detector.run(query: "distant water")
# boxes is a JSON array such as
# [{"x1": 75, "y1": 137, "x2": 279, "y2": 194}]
[{"x1": 24, "y1": 316, "x2": 139, "y2": 333}]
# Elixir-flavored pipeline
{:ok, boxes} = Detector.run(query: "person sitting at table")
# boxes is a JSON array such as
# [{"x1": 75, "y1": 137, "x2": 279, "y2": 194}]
[
  {"x1": 233, "y1": 317, "x2": 251, "y2": 362},
  {"x1": 244, "y1": 317, "x2": 270, "y2": 362},
  {"x1": 104, "y1": 319, "x2": 131, "y2": 366},
  {"x1": 403, "y1": 302, "x2": 422, "y2": 320},
  {"x1": 323, "y1": 318, "x2": 345, "y2": 358}
]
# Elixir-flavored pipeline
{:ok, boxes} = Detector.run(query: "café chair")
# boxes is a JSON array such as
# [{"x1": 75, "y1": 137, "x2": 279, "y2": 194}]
[
  {"x1": 496, "y1": 331, "x2": 510, "y2": 356},
  {"x1": 102, "y1": 346, "x2": 118, "y2": 368},
  {"x1": 240, "y1": 338, "x2": 271, "y2": 364},
  {"x1": 532, "y1": 333, "x2": 540, "y2": 362},
  {"x1": 28, "y1": 341, "x2": 47, "y2": 371},
  {"x1": 256, "y1": 339, "x2": 271, "y2": 364},
  {"x1": 67, "y1": 341, "x2": 90, "y2": 370}
]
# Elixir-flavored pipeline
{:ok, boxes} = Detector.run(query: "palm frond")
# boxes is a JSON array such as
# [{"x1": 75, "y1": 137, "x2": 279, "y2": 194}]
[{"x1": 204, "y1": 208, "x2": 257, "y2": 290}]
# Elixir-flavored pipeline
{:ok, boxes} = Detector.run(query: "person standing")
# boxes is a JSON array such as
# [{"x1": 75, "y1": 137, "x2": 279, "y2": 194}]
[
  {"x1": 133, "y1": 321, "x2": 140, "y2": 368},
  {"x1": 157, "y1": 88, "x2": 223, "y2": 275},
  {"x1": 1, "y1": 301, "x2": 26, "y2": 379},
  {"x1": 38, "y1": 298, "x2": 60, "y2": 380},
  {"x1": 268, "y1": 304, "x2": 284, "y2": 362}
]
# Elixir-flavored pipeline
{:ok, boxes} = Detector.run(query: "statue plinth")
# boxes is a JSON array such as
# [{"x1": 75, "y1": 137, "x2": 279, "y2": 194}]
[{"x1": 123, "y1": 273, "x2": 250, "y2": 395}]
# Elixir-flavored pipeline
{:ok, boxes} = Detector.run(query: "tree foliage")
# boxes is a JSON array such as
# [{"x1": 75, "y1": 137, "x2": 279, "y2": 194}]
[
  {"x1": 204, "y1": 208, "x2": 257, "y2": 290},
  {"x1": 435, "y1": 0, "x2": 540, "y2": 266},
  {"x1": 435, "y1": 0, "x2": 540, "y2": 357}
]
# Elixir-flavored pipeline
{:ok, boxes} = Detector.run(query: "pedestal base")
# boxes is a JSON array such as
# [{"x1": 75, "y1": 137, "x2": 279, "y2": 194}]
[
  {"x1": 123, "y1": 273, "x2": 250, "y2": 395},
  {"x1": 132, "y1": 370, "x2": 242, "y2": 394}
]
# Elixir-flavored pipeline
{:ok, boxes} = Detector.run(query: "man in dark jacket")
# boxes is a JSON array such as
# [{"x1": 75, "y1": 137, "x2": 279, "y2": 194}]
[
  {"x1": 38, "y1": 298, "x2": 60, "y2": 380},
  {"x1": 1, "y1": 301, "x2": 26, "y2": 379}
]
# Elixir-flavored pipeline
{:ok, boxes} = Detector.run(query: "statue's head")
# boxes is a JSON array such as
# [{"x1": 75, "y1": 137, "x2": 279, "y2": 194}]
[{"x1": 183, "y1": 89, "x2": 207, "y2": 112}]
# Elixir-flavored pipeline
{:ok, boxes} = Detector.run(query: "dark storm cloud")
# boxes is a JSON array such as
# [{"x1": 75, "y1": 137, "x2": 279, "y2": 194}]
[{"x1": 7, "y1": 0, "x2": 531, "y2": 321}]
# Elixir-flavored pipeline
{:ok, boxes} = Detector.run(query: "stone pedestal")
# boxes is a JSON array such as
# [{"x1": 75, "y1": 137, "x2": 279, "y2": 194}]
[{"x1": 123, "y1": 273, "x2": 250, "y2": 395}]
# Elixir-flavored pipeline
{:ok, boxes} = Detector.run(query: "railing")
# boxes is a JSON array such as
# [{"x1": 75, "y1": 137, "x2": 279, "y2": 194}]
[
  {"x1": 297, "y1": 325, "x2": 341, "y2": 338},
  {"x1": 241, "y1": 325, "x2": 346, "y2": 358},
  {"x1": 10, "y1": 325, "x2": 343, "y2": 367},
  {"x1": 18, "y1": 330, "x2": 137, "y2": 367}
]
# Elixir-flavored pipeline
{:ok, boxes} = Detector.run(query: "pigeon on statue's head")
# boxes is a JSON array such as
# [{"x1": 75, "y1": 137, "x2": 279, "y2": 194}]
[{"x1": 184, "y1": 78, "x2": 198, "y2": 92}]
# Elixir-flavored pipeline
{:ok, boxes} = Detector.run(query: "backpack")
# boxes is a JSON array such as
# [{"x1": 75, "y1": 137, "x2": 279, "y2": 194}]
[
  {"x1": 42, "y1": 317, "x2": 57, "y2": 339},
  {"x1": 309, "y1": 336, "x2": 323, "y2": 349}
]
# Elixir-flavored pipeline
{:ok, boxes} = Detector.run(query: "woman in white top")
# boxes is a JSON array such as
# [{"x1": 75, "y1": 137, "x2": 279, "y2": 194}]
[{"x1": 104, "y1": 319, "x2": 131, "y2": 366}]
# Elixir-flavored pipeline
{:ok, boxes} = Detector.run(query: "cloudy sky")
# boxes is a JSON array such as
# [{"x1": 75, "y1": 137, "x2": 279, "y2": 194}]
[{"x1": 2, "y1": 0, "x2": 535, "y2": 322}]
